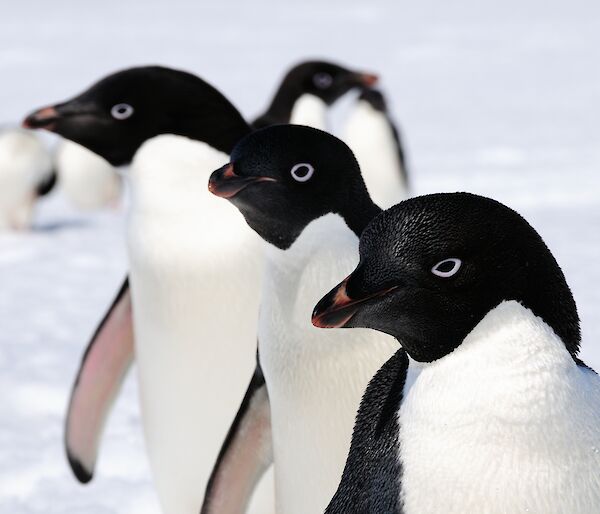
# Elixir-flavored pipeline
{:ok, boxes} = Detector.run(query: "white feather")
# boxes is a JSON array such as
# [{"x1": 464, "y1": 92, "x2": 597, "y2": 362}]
[
  {"x1": 290, "y1": 94, "x2": 328, "y2": 130},
  {"x1": 56, "y1": 140, "x2": 121, "y2": 210},
  {"x1": 399, "y1": 300, "x2": 600, "y2": 514},
  {"x1": 126, "y1": 134, "x2": 272, "y2": 514},
  {"x1": 343, "y1": 99, "x2": 408, "y2": 208},
  {"x1": 0, "y1": 129, "x2": 52, "y2": 230},
  {"x1": 260, "y1": 213, "x2": 397, "y2": 514}
]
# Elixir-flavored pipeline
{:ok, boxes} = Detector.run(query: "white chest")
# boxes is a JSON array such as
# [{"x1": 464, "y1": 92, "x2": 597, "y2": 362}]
[
  {"x1": 259, "y1": 214, "x2": 397, "y2": 514},
  {"x1": 124, "y1": 134, "x2": 266, "y2": 513},
  {"x1": 343, "y1": 100, "x2": 407, "y2": 208},
  {"x1": 398, "y1": 301, "x2": 600, "y2": 514},
  {"x1": 290, "y1": 94, "x2": 328, "y2": 130}
]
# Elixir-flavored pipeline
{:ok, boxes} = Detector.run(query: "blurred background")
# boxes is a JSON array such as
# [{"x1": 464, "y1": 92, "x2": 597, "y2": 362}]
[{"x1": 1, "y1": 0, "x2": 599, "y2": 512}]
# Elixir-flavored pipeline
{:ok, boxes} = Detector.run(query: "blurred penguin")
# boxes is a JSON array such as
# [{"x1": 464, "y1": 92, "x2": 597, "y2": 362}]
[
  {"x1": 0, "y1": 128, "x2": 54, "y2": 230},
  {"x1": 253, "y1": 60, "x2": 378, "y2": 130},
  {"x1": 56, "y1": 140, "x2": 122, "y2": 210},
  {"x1": 343, "y1": 88, "x2": 409, "y2": 208}
]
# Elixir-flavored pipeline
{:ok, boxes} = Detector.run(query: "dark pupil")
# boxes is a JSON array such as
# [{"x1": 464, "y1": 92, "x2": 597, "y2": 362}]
[
  {"x1": 294, "y1": 166, "x2": 310, "y2": 178},
  {"x1": 118, "y1": 107, "x2": 127, "y2": 113},
  {"x1": 437, "y1": 260, "x2": 455, "y2": 273}
]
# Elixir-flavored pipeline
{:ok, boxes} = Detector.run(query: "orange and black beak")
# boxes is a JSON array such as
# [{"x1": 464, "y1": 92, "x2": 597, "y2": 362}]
[
  {"x1": 208, "y1": 163, "x2": 276, "y2": 199},
  {"x1": 23, "y1": 105, "x2": 61, "y2": 131},
  {"x1": 312, "y1": 277, "x2": 397, "y2": 329}
]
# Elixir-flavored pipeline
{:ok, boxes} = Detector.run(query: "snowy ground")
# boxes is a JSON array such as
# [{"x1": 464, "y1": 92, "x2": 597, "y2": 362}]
[{"x1": 1, "y1": 0, "x2": 599, "y2": 512}]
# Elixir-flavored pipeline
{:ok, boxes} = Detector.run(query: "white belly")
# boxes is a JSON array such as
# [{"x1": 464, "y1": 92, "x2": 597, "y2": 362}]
[
  {"x1": 343, "y1": 101, "x2": 407, "y2": 208},
  {"x1": 260, "y1": 214, "x2": 397, "y2": 514},
  {"x1": 399, "y1": 301, "x2": 600, "y2": 514},
  {"x1": 0, "y1": 129, "x2": 52, "y2": 230},
  {"x1": 56, "y1": 140, "x2": 121, "y2": 210},
  {"x1": 126, "y1": 135, "x2": 271, "y2": 514}
]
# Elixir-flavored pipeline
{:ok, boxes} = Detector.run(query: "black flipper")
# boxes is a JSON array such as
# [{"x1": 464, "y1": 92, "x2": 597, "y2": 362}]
[
  {"x1": 65, "y1": 277, "x2": 134, "y2": 483},
  {"x1": 201, "y1": 353, "x2": 273, "y2": 514},
  {"x1": 326, "y1": 349, "x2": 408, "y2": 514},
  {"x1": 36, "y1": 169, "x2": 57, "y2": 197},
  {"x1": 390, "y1": 122, "x2": 409, "y2": 190}
]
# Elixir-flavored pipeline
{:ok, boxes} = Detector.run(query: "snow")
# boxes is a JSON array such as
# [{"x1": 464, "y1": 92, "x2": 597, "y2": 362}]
[{"x1": 1, "y1": 0, "x2": 599, "y2": 511}]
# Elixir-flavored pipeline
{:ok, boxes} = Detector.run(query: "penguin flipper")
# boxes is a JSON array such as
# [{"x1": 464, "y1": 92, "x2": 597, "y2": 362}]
[
  {"x1": 65, "y1": 277, "x2": 134, "y2": 483},
  {"x1": 390, "y1": 122, "x2": 409, "y2": 190},
  {"x1": 326, "y1": 349, "x2": 408, "y2": 514},
  {"x1": 201, "y1": 357, "x2": 273, "y2": 514},
  {"x1": 36, "y1": 169, "x2": 57, "y2": 197}
]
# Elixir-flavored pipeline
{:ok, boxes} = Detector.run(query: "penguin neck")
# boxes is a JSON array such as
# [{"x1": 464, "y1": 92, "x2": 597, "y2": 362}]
[
  {"x1": 289, "y1": 94, "x2": 328, "y2": 129},
  {"x1": 413, "y1": 301, "x2": 576, "y2": 374},
  {"x1": 518, "y1": 247, "x2": 581, "y2": 358},
  {"x1": 164, "y1": 109, "x2": 251, "y2": 155},
  {"x1": 262, "y1": 80, "x2": 304, "y2": 123},
  {"x1": 338, "y1": 191, "x2": 382, "y2": 238},
  {"x1": 263, "y1": 212, "x2": 357, "y2": 271},
  {"x1": 129, "y1": 134, "x2": 229, "y2": 218}
]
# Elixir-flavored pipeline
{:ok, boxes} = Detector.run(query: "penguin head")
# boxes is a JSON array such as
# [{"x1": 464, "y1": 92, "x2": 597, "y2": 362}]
[
  {"x1": 208, "y1": 124, "x2": 374, "y2": 249},
  {"x1": 279, "y1": 60, "x2": 378, "y2": 106},
  {"x1": 23, "y1": 66, "x2": 248, "y2": 166},
  {"x1": 312, "y1": 193, "x2": 580, "y2": 362}
]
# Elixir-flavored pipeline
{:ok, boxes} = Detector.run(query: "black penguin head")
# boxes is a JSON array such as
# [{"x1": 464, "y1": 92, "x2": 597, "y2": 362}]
[
  {"x1": 282, "y1": 60, "x2": 378, "y2": 105},
  {"x1": 208, "y1": 125, "x2": 377, "y2": 249},
  {"x1": 23, "y1": 66, "x2": 249, "y2": 166},
  {"x1": 313, "y1": 193, "x2": 581, "y2": 362}
]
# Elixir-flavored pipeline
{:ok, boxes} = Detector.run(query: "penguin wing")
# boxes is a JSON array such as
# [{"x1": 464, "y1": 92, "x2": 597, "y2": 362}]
[
  {"x1": 201, "y1": 356, "x2": 273, "y2": 514},
  {"x1": 65, "y1": 277, "x2": 134, "y2": 483},
  {"x1": 326, "y1": 349, "x2": 408, "y2": 514},
  {"x1": 36, "y1": 169, "x2": 57, "y2": 197},
  {"x1": 390, "y1": 122, "x2": 409, "y2": 189}
]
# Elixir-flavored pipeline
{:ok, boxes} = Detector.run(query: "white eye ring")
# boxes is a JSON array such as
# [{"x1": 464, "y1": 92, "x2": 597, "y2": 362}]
[
  {"x1": 313, "y1": 72, "x2": 333, "y2": 89},
  {"x1": 111, "y1": 103, "x2": 134, "y2": 120},
  {"x1": 431, "y1": 258, "x2": 462, "y2": 278},
  {"x1": 290, "y1": 163, "x2": 314, "y2": 182}
]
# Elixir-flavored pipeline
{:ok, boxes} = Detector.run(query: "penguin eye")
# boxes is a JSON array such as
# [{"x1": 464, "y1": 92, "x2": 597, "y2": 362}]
[
  {"x1": 111, "y1": 103, "x2": 134, "y2": 120},
  {"x1": 290, "y1": 163, "x2": 315, "y2": 182},
  {"x1": 313, "y1": 72, "x2": 333, "y2": 89},
  {"x1": 431, "y1": 258, "x2": 462, "y2": 278}
]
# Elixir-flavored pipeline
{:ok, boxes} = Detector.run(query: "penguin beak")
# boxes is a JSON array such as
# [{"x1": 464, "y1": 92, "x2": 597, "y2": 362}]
[
  {"x1": 23, "y1": 99, "x2": 95, "y2": 132},
  {"x1": 208, "y1": 164, "x2": 276, "y2": 199},
  {"x1": 355, "y1": 72, "x2": 379, "y2": 88},
  {"x1": 312, "y1": 277, "x2": 397, "y2": 329},
  {"x1": 23, "y1": 105, "x2": 61, "y2": 131}
]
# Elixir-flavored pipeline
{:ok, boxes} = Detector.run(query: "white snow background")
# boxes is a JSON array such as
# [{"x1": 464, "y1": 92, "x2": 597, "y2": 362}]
[{"x1": 1, "y1": 0, "x2": 599, "y2": 512}]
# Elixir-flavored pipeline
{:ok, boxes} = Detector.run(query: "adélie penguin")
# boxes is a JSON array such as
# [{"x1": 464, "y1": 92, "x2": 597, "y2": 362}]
[
  {"x1": 0, "y1": 128, "x2": 55, "y2": 230},
  {"x1": 204, "y1": 125, "x2": 397, "y2": 514},
  {"x1": 24, "y1": 66, "x2": 273, "y2": 514},
  {"x1": 342, "y1": 88, "x2": 409, "y2": 207},
  {"x1": 252, "y1": 60, "x2": 378, "y2": 130},
  {"x1": 55, "y1": 140, "x2": 122, "y2": 210},
  {"x1": 312, "y1": 192, "x2": 600, "y2": 514}
]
